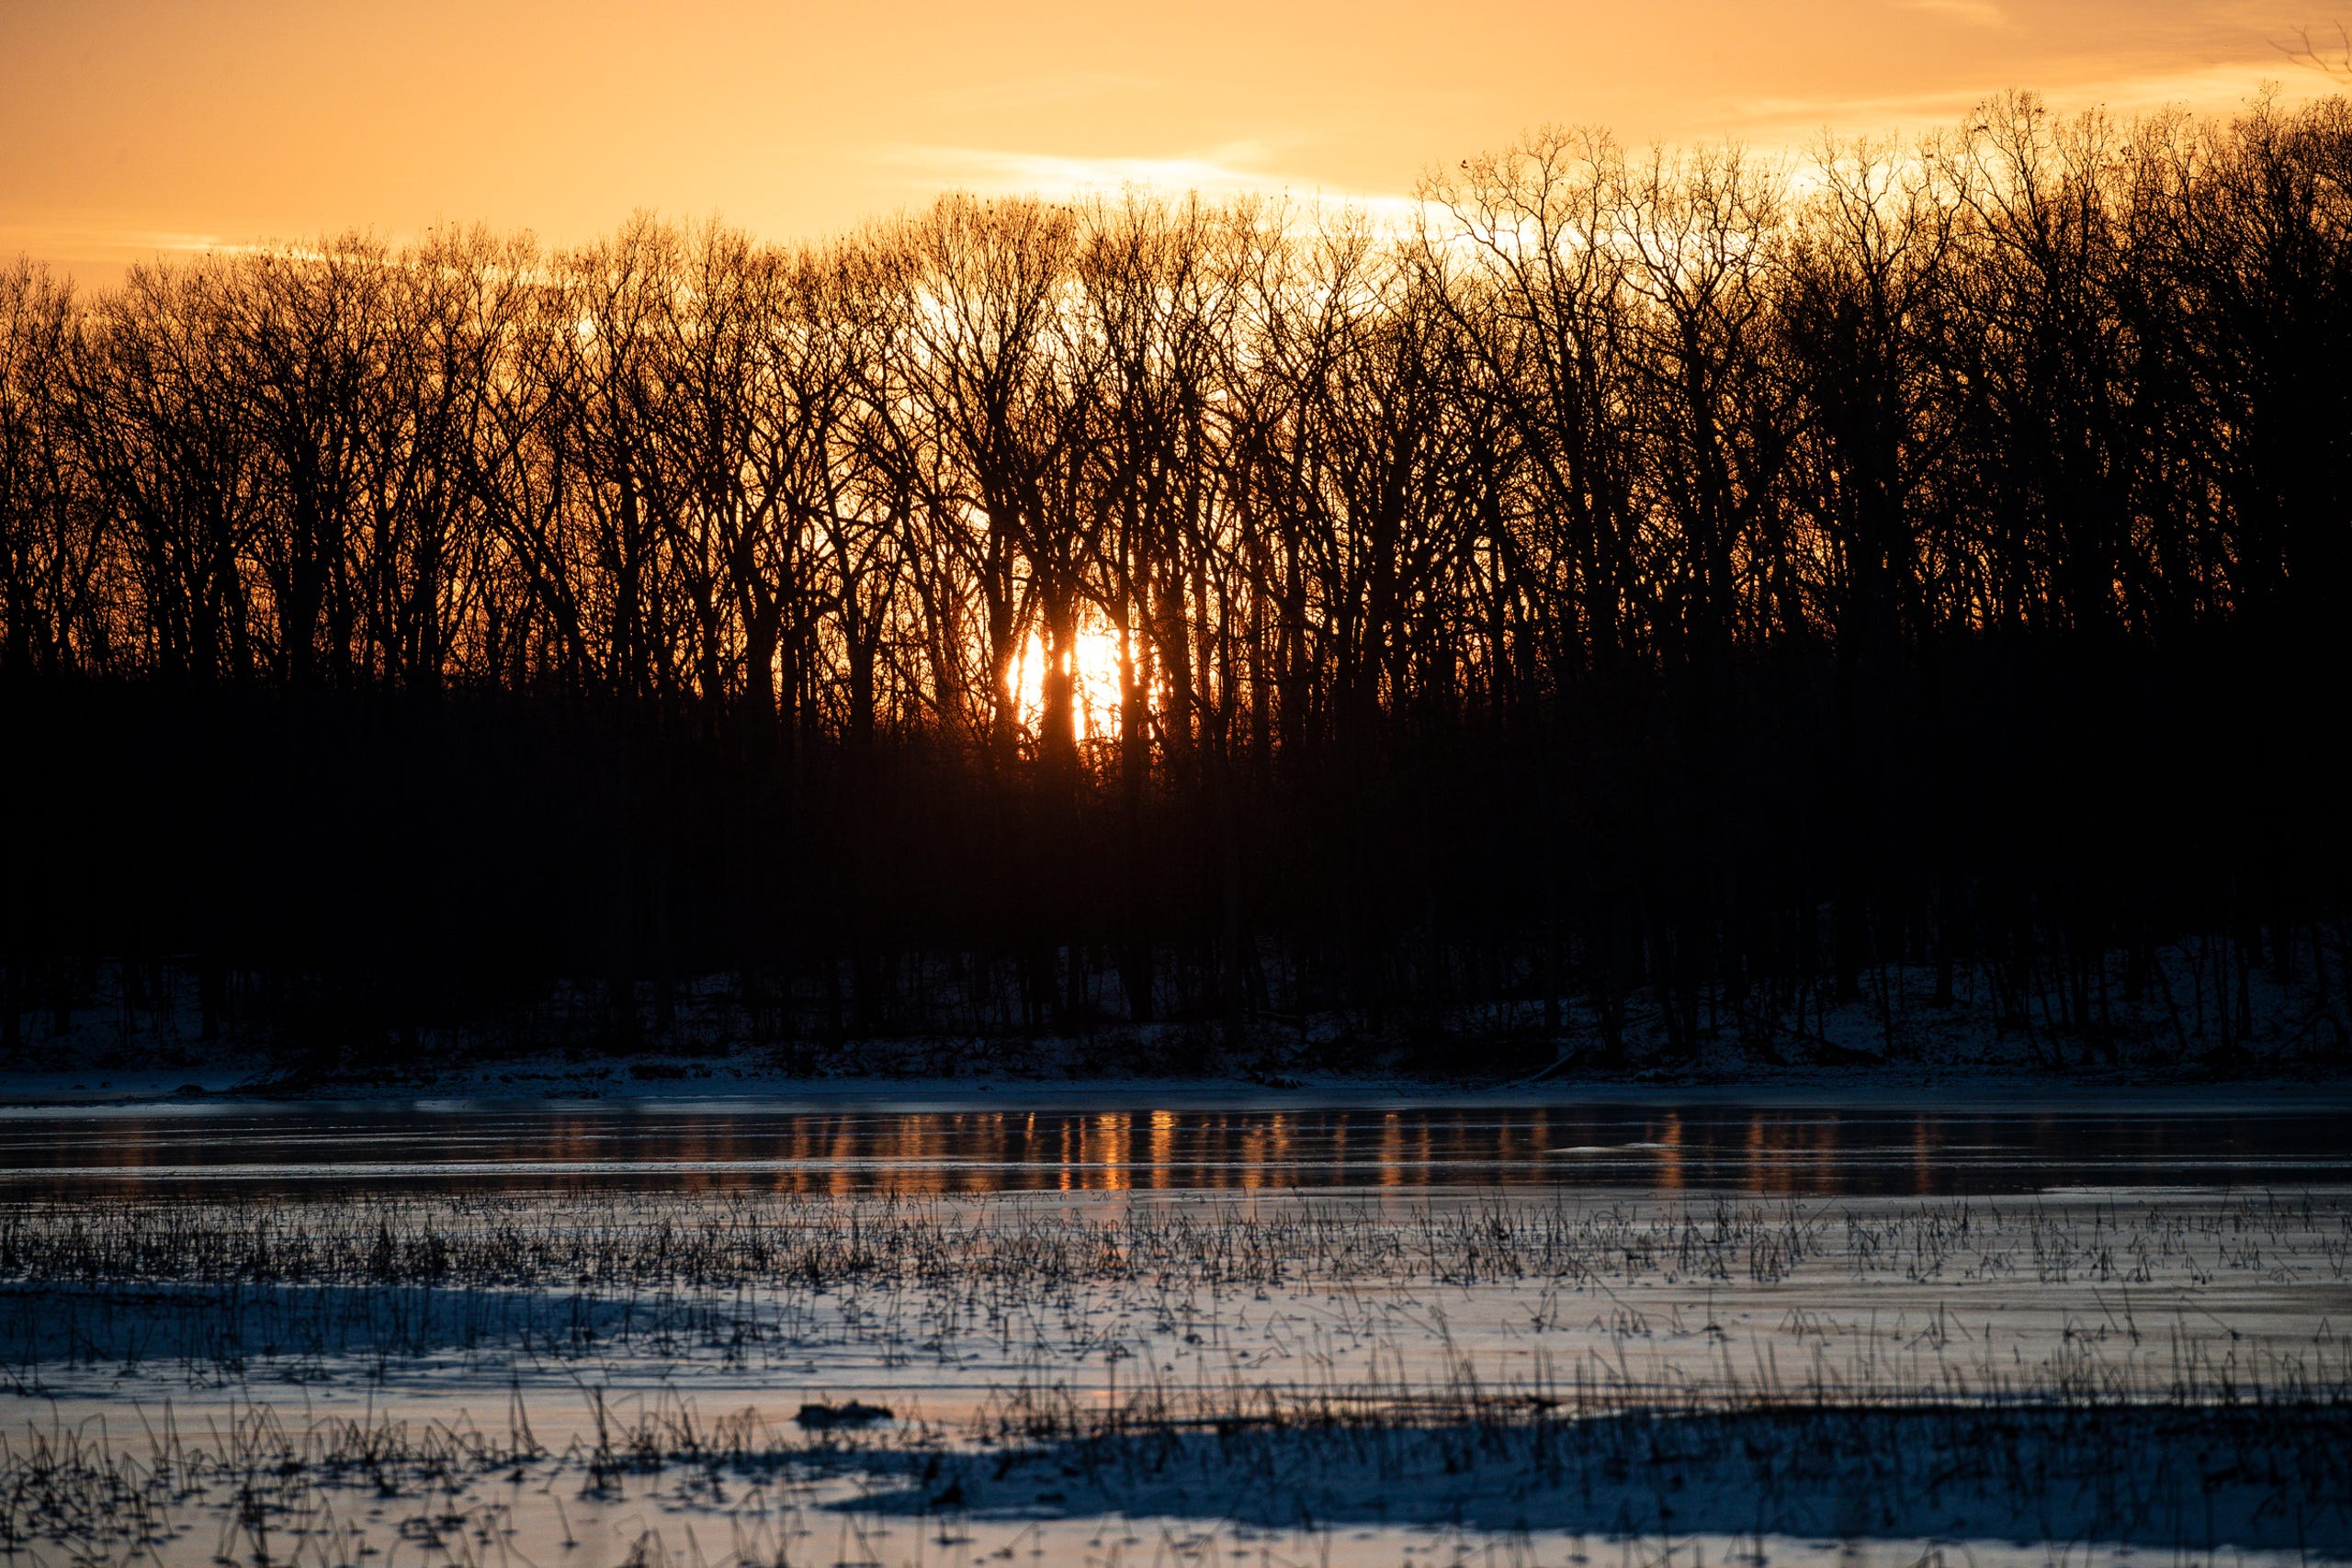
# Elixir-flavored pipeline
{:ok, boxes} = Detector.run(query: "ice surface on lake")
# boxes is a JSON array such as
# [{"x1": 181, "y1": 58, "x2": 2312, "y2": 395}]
[{"x1": 0, "y1": 1100, "x2": 2344, "y2": 1566}]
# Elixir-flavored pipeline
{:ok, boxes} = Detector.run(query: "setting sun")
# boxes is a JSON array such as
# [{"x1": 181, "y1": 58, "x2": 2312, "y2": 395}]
[{"x1": 1010, "y1": 618, "x2": 1134, "y2": 746}]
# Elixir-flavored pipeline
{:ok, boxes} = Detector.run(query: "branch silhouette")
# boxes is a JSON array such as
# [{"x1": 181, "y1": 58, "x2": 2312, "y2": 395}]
[{"x1": 4, "y1": 95, "x2": 2351, "y2": 1071}]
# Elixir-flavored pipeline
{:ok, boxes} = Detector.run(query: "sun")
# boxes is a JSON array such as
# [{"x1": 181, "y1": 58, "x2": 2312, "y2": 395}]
[{"x1": 1010, "y1": 616, "x2": 1131, "y2": 746}]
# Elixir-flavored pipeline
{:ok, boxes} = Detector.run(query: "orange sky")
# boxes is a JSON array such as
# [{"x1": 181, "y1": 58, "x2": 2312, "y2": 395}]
[{"x1": 1, "y1": 0, "x2": 2340, "y2": 282}]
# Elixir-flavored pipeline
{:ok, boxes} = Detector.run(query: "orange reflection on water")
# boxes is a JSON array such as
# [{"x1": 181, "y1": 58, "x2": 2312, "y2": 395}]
[
  {"x1": 0, "y1": 1105, "x2": 2321, "y2": 1201},
  {"x1": 1653, "y1": 1112, "x2": 1684, "y2": 1190},
  {"x1": 1148, "y1": 1110, "x2": 1174, "y2": 1190}
]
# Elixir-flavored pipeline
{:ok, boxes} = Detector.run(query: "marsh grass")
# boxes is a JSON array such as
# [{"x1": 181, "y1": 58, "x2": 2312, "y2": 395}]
[
  {"x1": 18, "y1": 1187, "x2": 2346, "y2": 1292},
  {"x1": 1, "y1": 1189, "x2": 2342, "y2": 1402}
]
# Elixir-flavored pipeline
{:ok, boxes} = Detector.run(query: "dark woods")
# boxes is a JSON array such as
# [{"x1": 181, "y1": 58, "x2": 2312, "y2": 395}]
[{"x1": 4, "y1": 96, "x2": 2350, "y2": 1073}]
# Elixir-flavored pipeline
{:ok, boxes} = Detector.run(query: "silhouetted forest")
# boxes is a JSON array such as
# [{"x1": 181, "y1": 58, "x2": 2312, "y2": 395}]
[{"x1": 3, "y1": 96, "x2": 2349, "y2": 1072}]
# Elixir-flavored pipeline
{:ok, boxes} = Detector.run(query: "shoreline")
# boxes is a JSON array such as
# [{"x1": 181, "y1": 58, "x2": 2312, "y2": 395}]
[{"x1": 4, "y1": 1057, "x2": 2348, "y2": 1113}]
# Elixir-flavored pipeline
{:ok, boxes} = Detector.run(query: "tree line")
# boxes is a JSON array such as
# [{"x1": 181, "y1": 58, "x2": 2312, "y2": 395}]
[{"x1": 4, "y1": 93, "x2": 2349, "y2": 1069}]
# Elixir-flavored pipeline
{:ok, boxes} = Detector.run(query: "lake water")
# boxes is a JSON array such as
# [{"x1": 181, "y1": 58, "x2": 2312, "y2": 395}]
[{"x1": 3, "y1": 1099, "x2": 2346, "y2": 1194}]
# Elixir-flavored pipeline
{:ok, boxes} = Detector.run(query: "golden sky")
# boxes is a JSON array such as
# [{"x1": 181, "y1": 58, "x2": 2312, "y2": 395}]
[{"x1": 1, "y1": 0, "x2": 2338, "y2": 280}]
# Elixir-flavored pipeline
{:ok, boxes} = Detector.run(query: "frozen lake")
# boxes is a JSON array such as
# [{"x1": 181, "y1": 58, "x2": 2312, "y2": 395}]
[{"x1": 0, "y1": 1096, "x2": 2346, "y2": 1568}]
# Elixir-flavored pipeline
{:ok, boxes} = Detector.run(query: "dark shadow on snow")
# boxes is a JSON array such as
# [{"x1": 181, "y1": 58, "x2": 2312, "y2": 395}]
[{"x1": 837, "y1": 1404, "x2": 2352, "y2": 1556}]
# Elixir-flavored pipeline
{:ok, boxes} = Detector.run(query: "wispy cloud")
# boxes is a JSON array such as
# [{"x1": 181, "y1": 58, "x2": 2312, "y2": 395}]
[
  {"x1": 1723, "y1": 54, "x2": 2325, "y2": 148},
  {"x1": 0, "y1": 222, "x2": 270, "y2": 264},
  {"x1": 875, "y1": 141, "x2": 1291, "y2": 197},
  {"x1": 867, "y1": 141, "x2": 1428, "y2": 225},
  {"x1": 1900, "y1": 0, "x2": 2010, "y2": 28}
]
